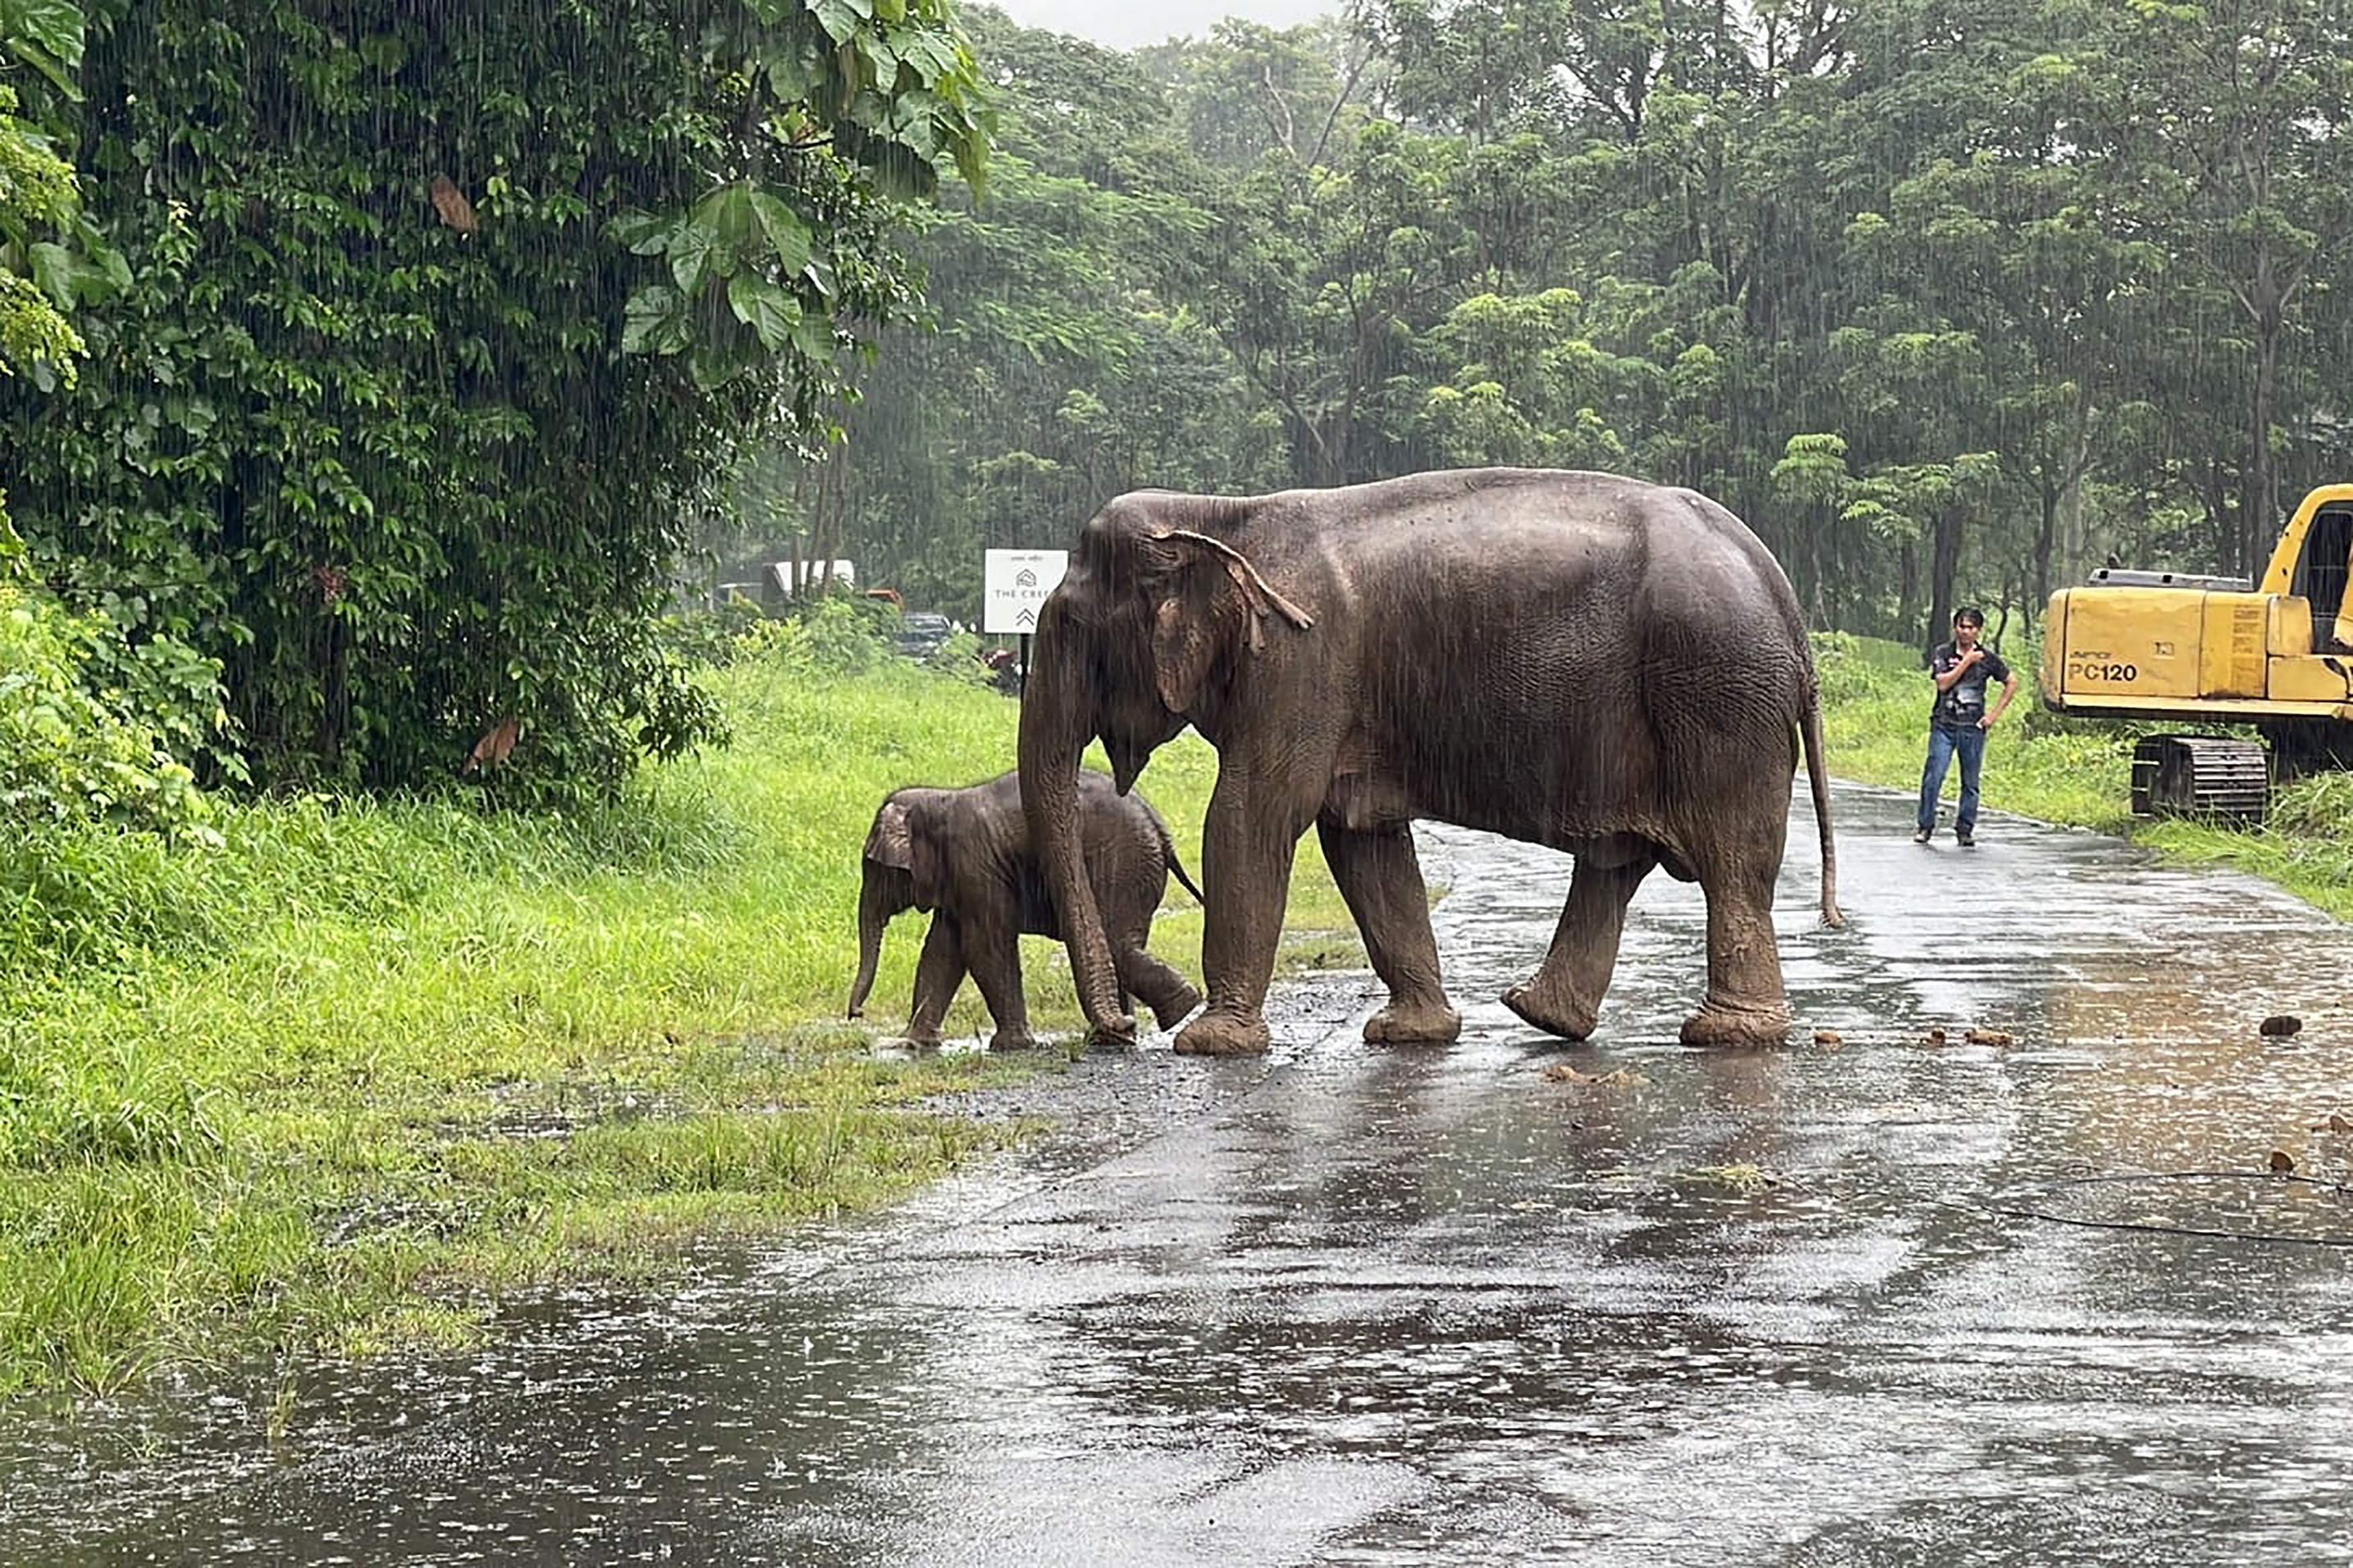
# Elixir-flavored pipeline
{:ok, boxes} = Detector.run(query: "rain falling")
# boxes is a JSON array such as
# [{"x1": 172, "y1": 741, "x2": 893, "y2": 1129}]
[{"x1": 3, "y1": 1, "x2": 2351, "y2": 1562}]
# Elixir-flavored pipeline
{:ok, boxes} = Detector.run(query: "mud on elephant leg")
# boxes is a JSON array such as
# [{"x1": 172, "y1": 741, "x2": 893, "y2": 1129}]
[
  {"x1": 1679, "y1": 848, "x2": 1791, "y2": 1046},
  {"x1": 900, "y1": 915, "x2": 966, "y2": 1048},
  {"x1": 1113, "y1": 940, "x2": 1202, "y2": 1032},
  {"x1": 1317, "y1": 818, "x2": 1460, "y2": 1044},
  {"x1": 959, "y1": 915, "x2": 1038, "y2": 1053},
  {"x1": 1174, "y1": 1010, "x2": 1271, "y2": 1057},
  {"x1": 1176, "y1": 779, "x2": 1304, "y2": 1058},
  {"x1": 1502, "y1": 853, "x2": 1655, "y2": 1040}
]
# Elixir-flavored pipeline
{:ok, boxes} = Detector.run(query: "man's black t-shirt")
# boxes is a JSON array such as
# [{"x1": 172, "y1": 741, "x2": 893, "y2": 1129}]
[{"x1": 1929, "y1": 640, "x2": 2010, "y2": 729}]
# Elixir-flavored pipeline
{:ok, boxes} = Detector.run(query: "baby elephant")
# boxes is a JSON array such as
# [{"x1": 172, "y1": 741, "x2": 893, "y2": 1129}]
[{"x1": 846, "y1": 770, "x2": 1203, "y2": 1050}]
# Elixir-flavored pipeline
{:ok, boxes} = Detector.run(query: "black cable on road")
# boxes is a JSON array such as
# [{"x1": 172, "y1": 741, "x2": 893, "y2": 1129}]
[{"x1": 1989, "y1": 1166, "x2": 2353, "y2": 1249}]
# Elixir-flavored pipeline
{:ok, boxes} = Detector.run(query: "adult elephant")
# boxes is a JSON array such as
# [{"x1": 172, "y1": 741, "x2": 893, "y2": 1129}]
[{"x1": 1018, "y1": 467, "x2": 1842, "y2": 1058}]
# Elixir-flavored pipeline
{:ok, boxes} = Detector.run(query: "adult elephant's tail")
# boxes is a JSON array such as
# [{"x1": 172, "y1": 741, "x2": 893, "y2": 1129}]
[{"x1": 1800, "y1": 673, "x2": 1844, "y2": 929}]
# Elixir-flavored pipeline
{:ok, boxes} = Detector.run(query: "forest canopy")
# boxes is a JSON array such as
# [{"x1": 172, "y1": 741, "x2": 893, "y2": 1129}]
[
  {"x1": 802, "y1": 0, "x2": 2353, "y2": 655},
  {"x1": 11, "y1": 0, "x2": 2353, "y2": 795}
]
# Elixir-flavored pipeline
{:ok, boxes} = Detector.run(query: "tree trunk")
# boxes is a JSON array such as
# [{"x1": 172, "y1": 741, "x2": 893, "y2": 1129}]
[
  {"x1": 317, "y1": 606, "x2": 346, "y2": 774},
  {"x1": 2057, "y1": 470, "x2": 2087, "y2": 587},
  {"x1": 1896, "y1": 536, "x2": 1918, "y2": 642},
  {"x1": 2056, "y1": 388, "x2": 2093, "y2": 587},
  {"x1": 2249, "y1": 310, "x2": 2282, "y2": 575},
  {"x1": 1926, "y1": 505, "x2": 1962, "y2": 663},
  {"x1": 2206, "y1": 459, "x2": 2232, "y2": 573},
  {"x1": 788, "y1": 462, "x2": 809, "y2": 595},
  {"x1": 1804, "y1": 505, "x2": 1827, "y2": 628},
  {"x1": 2032, "y1": 479, "x2": 2059, "y2": 613},
  {"x1": 822, "y1": 452, "x2": 840, "y2": 593}
]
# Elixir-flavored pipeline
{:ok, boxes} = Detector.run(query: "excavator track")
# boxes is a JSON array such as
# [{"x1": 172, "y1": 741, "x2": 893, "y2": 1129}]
[{"x1": 2128, "y1": 735, "x2": 2270, "y2": 823}]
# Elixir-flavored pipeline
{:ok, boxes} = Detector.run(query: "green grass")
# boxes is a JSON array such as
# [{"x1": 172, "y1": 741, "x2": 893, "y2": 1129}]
[
  {"x1": 15, "y1": 630, "x2": 2341, "y2": 1398},
  {"x1": 0, "y1": 658, "x2": 1357, "y2": 1396},
  {"x1": 1814, "y1": 631, "x2": 2353, "y2": 917}
]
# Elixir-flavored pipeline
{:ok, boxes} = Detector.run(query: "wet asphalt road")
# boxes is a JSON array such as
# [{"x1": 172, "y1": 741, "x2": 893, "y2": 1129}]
[{"x1": 9, "y1": 780, "x2": 2353, "y2": 1565}]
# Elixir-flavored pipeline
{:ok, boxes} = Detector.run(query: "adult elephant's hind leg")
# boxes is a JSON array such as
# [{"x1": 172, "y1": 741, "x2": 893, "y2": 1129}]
[
  {"x1": 1112, "y1": 932, "x2": 1202, "y2": 1033},
  {"x1": 1318, "y1": 817, "x2": 1459, "y2": 1044},
  {"x1": 1679, "y1": 841, "x2": 1791, "y2": 1046},
  {"x1": 1501, "y1": 853, "x2": 1654, "y2": 1040}
]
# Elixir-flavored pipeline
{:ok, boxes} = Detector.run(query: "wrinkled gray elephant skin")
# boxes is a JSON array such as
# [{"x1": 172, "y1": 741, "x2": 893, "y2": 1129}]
[
  {"x1": 848, "y1": 770, "x2": 1203, "y2": 1052},
  {"x1": 1017, "y1": 466, "x2": 1841, "y2": 1057}
]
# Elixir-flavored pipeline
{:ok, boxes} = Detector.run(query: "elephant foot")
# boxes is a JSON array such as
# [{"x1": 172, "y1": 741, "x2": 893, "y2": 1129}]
[
  {"x1": 1173, "y1": 1011, "x2": 1271, "y2": 1057},
  {"x1": 891, "y1": 1028, "x2": 944, "y2": 1051},
  {"x1": 1678, "y1": 999, "x2": 1792, "y2": 1048},
  {"x1": 1084, "y1": 1014, "x2": 1138, "y2": 1049},
  {"x1": 1363, "y1": 999, "x2": 1462, "y2": 1045},
  {"x1": 1499, "y1": 981, "x2": 1598, "y2": 1041},
  {"x1": 987, "y1": 1028, "x2": 1040, "y2": 1053},
  {"x1": 1149, "y1": 984, "x2": 1204, "y2": 1032}
]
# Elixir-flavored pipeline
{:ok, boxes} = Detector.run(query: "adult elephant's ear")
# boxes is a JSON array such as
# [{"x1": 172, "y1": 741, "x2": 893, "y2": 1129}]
[
  {"x1": 865, "y1": 799, "x2": 913, "y2": 869},
  {"x1": 1139, "y1": 528, "x2": 1315, "y2": 715}
]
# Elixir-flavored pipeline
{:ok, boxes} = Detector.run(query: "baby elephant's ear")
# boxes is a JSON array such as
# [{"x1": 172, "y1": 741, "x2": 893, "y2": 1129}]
[
  {"x1": 908, "y1": 812, "x2": 947, "y2": 913},
  {"x1": 865, "y1": 798, "x2": 914, "y2": 870}
]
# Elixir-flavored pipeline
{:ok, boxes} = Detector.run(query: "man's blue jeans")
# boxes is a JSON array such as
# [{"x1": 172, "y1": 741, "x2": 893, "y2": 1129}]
[{"x1": 1917, "y1": 722, "x2": 1986, "y2": 835}]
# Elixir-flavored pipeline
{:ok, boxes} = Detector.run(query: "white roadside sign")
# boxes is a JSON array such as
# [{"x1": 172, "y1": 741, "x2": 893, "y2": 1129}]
[{"x1": 983, "y1": 548, "x2": 1068, "y2": 634}]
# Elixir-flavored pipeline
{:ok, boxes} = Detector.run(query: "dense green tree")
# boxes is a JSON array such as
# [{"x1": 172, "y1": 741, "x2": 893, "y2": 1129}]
[
  {"x1": 1, "y1": 0, "x2": 987, "y2": 795},
  {"x1": 784, "y1": 7, "x2": 1287, "y2": 615},
  {"x1": 1, "y1": 0, "x2": 114, "y2": 385},
  {"x1": 2061, "y1": 0, "x2": 2353, "y2": 574},
  {"x1": 30, "y1": 0, "x2": 2334, "y2": 713}
]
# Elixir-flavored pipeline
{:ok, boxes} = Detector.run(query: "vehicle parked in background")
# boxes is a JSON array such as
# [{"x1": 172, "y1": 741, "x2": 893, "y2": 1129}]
[{"x1": 892, "y1": 611, "x2": 955, "y2": 661}]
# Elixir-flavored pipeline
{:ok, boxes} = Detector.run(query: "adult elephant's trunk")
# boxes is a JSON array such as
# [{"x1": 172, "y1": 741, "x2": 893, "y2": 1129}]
[
  {"x1": 845, "y1": 868, "x2": 893, "y2": 1018},
  {"x1": 1019, "y1": 649, "x2": 1128, "y2": 1036}
]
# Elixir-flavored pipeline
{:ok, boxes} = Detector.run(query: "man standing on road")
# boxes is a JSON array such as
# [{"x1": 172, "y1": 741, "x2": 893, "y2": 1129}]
[{"x1": 1915, "y1": 607, "x2": 2018, "y2": 847}]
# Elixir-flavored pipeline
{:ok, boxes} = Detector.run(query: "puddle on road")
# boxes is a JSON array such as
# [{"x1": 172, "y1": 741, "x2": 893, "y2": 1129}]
[{"x1": 5, "y1": 784, "x2": 2352, "y2": 1567}]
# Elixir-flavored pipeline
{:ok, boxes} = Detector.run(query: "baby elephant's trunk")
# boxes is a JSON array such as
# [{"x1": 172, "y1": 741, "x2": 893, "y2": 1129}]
[{"x1": 846, "y1": 868, "x2": 893, "y2": 1018}]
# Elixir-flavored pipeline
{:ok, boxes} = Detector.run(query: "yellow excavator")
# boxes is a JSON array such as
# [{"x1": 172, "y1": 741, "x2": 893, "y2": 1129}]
[{"x1": 2040, "y1": 484, "x2": 2353, "y2": 821}]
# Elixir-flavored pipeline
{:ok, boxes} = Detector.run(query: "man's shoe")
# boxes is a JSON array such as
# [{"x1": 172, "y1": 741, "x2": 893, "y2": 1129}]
[
  {"x1": 1912, "y1": 828, "x2": 1932, "y2": 844},
  {"x1": 1956, "y1": 830, "x2": 1975, "y2": 848}
]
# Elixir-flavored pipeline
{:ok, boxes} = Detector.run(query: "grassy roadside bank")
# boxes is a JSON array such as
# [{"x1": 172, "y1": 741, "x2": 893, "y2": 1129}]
[
  {"x1": 46, "y1": 617, "x2": 2341, "y2": 1399},
  {"x1": 1814, "y1": 632, "x2": 2353, "y2": 918},
  {"x1": 0, "y1": 655, "x2": 1357, "y2": 1397}
]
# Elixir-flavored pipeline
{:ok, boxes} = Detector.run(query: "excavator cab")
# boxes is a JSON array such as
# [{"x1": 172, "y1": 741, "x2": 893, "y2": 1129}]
[
  {"x1": 2041, "y1": 485, "x2": 2353, "y2": 821},
  {"x1": 2289, "y1": 503, "x2": 2352, "y2": 653}
]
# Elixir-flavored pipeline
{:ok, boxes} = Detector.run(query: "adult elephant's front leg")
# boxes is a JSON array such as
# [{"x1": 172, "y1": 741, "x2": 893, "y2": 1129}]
[
  {"x1": 1318, "y1": 818, "x2": 1459, "y2": 1044},
  {"x1": 1176, "y1": 772, "x2": 1308, "y2": 1058},
  {"x1": 1502, "y1": 853, "x2": 1655, "y2": 1040},
  {"x1": 1679, "y1": 845, "x2": 1791, "y2": 1046}
]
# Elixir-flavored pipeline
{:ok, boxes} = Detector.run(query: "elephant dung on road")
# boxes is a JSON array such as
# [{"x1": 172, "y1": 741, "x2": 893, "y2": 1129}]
[
  {"x1": 846, "y1": 770, "x2": 1204, "y2": 1052},
  {"x1": 1017, "y1": 466, "x2": 1843, "y2": 1057}
]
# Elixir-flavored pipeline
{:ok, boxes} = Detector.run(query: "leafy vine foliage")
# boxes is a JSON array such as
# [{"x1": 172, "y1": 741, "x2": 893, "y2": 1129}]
[
  {"x1": 2, "y1": 0, "x2": 108, "y2": 384},
  {"x1": 0, "y1": 0, "x2": 986, "y2": 798}
]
